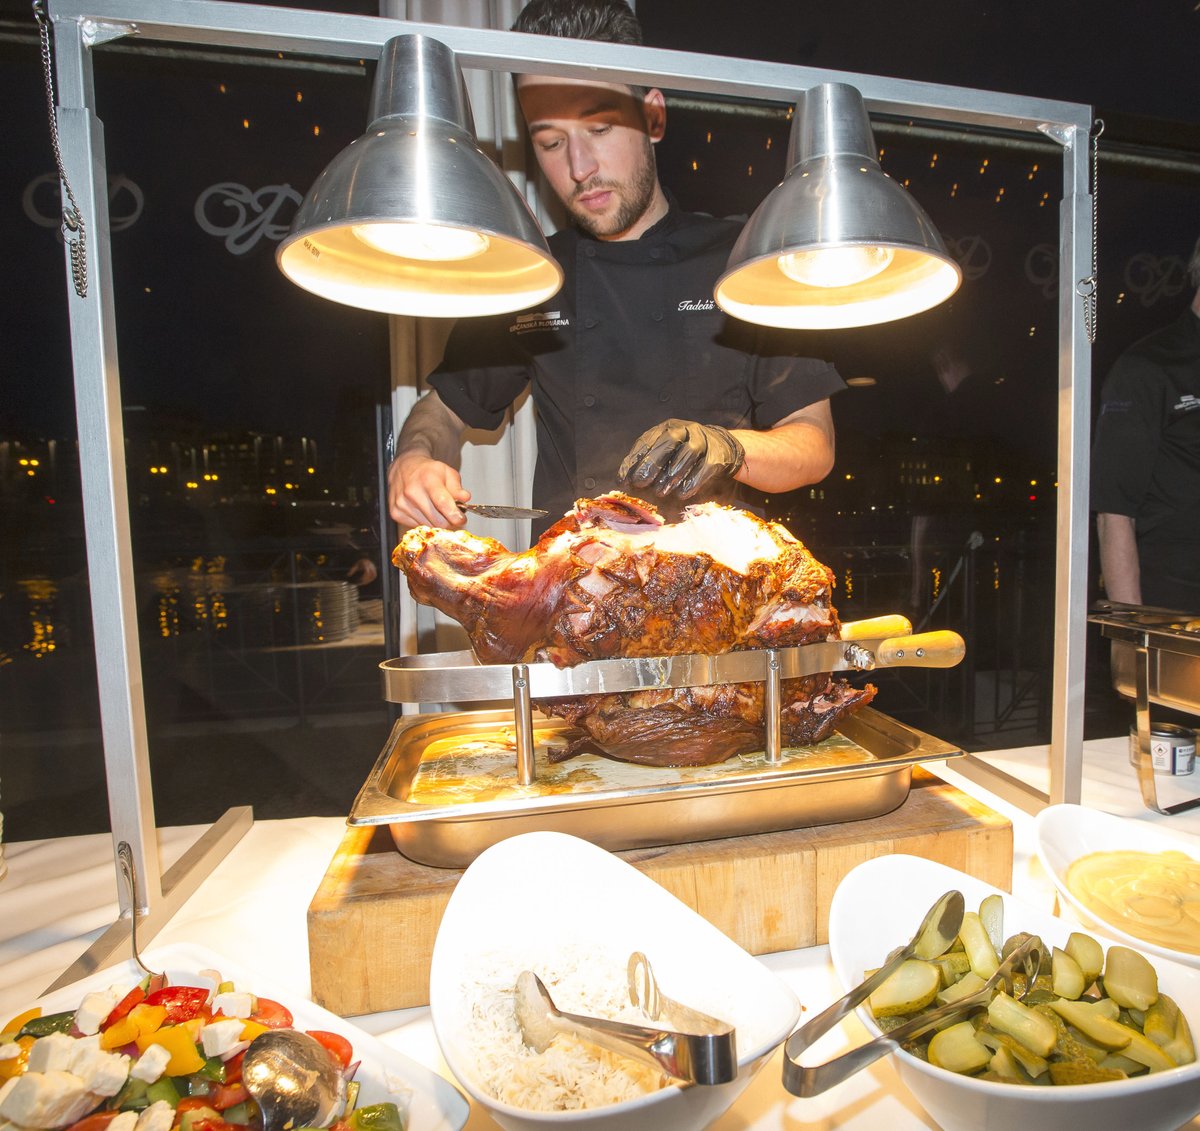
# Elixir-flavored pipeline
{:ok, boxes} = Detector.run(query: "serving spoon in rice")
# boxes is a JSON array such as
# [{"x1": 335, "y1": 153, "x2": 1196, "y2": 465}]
[{"x1": 514, "y1": 969, "x2": 737, "y2": 1086}]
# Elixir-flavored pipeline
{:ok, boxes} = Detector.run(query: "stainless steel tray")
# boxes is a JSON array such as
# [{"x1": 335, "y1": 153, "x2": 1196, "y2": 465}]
[{"x1": 348, "y1": 705, "x2": 963, "y2": 868}]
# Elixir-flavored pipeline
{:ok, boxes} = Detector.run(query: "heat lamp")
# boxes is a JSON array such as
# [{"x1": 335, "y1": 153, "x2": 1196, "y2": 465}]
[
  {"x1": 715, "y1": 82, "x2": 962, "y2": 329},
  {"x1": 277, "y1": 33, "x2": 563, "y2": 318}
]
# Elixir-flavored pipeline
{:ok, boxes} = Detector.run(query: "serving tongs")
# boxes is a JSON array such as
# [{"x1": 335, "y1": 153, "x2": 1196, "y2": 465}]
[
  {"x1": 514, "y1": 953, "x2": 737, "y2": 1085},
  {"x1": 781, "y1": 891, "x2": 1044, "y2": 1097}
]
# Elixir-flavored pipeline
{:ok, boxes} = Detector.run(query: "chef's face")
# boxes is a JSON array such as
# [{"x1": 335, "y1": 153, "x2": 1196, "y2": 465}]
[{"x1": 516, "y1": 75, "x2": 667, "y2": 241}]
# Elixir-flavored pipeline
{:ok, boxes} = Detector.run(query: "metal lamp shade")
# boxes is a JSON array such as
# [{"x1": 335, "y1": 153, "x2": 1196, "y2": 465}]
[
  {"x1": 278, "y1": 35, "x2": 562, "y2": 318},
  {"x1": 715, "y1": 83, "x2": 961, "y2": 329}
]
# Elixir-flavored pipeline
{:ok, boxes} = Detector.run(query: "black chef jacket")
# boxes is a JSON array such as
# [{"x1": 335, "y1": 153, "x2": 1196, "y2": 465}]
[
  {"x1": 427, "y1": 199, "x2": 845, "y2": 539},
  {"x1": 1091, "y1": 306, "x2": 1200, "y2": 610}
]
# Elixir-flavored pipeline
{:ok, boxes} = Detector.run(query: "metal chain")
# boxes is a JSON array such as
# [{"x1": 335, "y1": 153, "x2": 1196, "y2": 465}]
[
  {"x1": 1076, "y1": 117, "x2": 1104, "y2": 343},
  {"x1": 34, "y1": 0, "x2": 88, "y2": 297}
]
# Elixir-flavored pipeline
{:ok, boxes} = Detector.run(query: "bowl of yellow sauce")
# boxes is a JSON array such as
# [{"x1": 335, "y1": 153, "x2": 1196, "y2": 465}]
[{"x1": 1036, "y1": 803, "x2": 1200, "y2": 969}]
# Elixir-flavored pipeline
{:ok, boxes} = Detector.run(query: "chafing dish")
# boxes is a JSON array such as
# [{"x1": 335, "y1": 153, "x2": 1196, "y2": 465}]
[{"x1": 1090, "y1": 600, "x2": 1200, "y2": 815}]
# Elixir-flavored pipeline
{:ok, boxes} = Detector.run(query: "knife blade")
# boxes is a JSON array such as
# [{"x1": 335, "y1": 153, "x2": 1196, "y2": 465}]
[{"x1": 457, "y1": 502, "x2": 549, "y2": 519}]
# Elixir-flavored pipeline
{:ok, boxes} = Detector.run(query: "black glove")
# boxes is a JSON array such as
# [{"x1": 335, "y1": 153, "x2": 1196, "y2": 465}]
[{"x1": 617, "y1": 419, "x2": 746, "y2": 500}]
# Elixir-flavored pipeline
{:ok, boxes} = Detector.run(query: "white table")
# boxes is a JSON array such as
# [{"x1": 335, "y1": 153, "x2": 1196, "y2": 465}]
[{"x1": 3, "y1": 736, "x2": 1199, "y2": 1130}]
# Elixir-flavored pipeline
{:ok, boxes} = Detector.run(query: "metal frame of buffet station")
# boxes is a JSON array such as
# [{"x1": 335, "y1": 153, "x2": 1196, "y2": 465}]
[{"x1": 43, "y1": 0, "x2": 1096, "y2": 982}]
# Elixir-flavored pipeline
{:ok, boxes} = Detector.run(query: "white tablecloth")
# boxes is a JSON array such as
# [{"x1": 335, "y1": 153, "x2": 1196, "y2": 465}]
[{"x1": 3, "y1": 736, "x2": 1199, "y2": 1130}]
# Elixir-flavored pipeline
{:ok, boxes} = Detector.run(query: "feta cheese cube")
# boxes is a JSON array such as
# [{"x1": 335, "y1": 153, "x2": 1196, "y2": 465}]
[
  {"x1": 0, "y1": 1079, "x2": 17, "y2": 1105},
  {"x1": 210, "y1": 993, "x2": 253, "y2": 1020},
  {"x1": 0, "y1": 1071, "x2": 99, "y2": 1128},
  {"x1": 108, "y1": 1112, "x2": 139, "y2": 1131},
  {"x1": 27, "y1": 1034, "x2": 76, "y2": 1074},
  {"x1": 0, "y1": 1045, "x2": 21, "y2": 1063},
  {"x1": 130, "y1": 1044, "x2": 171, "y2": 1085},
  {"x1": 135, "y1": 1100, "x2": 175, "y2": 1131},
  {"x1": 69, "y1": 1045, "x2": 130, "y2": 1098},
  {"x1": 74, "y1": 988, "x2": 121, "y2": 1037},
  {"x1": 199, "y1": 1019, "x2": 245, "y2": 1060}
]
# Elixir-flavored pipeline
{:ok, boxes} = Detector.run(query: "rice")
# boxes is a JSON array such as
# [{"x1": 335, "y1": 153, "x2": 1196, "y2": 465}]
[{"x1": 459, "y1": 945, "x2": 675, "y2": 1112}]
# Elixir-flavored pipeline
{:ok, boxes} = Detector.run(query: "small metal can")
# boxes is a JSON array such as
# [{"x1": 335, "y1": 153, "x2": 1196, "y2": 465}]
[{"x1": 1129, "y1": 722, "x2": 1197, "y2": 776}]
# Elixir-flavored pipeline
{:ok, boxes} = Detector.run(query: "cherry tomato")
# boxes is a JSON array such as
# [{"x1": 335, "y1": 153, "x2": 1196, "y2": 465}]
[
  {"x1": 63, "y1": 1112, "x2": 123, "y2": 1131},
  {"x1": 143, "y1": 986, "x2": 210, "y2": 1025},
  {"x1": 176, "y1": 1098, "x2": 217, "y2": 1116},
  {"x1": 191, "y1": 1119, "x2": 242, "y2": 1131},
  {"x1": 305, "y1": 1030, "x2": 352, "y2": 1072},
  {"x1": 248, "y1": 999, "x2": 292, "y2": 1030},
  {"x1": 222, "y1": 1051, "x2": 245, "y2": 1085},
  {"x1": 209, "y1": 1083, "x2": 250, "y2": 1112}
]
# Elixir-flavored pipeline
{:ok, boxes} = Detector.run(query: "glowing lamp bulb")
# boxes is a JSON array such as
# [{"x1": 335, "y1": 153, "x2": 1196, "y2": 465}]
[
  {"x1": 777, "y1": 245, "x2": 895, "y2": 288},
  {"x1": 352, "y1": 221, "x2": 489, "y2": 261}
]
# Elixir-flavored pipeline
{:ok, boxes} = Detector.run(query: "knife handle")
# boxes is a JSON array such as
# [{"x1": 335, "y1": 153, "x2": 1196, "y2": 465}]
[
  {"x1": 840, "y1": 614, "x2": 913, "y2": 641},
  {"x1": 875, "y1": 631, "x2": 965, "y2": 669}
]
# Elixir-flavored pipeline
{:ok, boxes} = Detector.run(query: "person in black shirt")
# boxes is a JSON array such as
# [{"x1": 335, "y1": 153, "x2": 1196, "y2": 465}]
[
  {"x1": 1092, "y1": 235, "x2": 1200, "y2": 611},
  {"x1": 387, "y1": 0, "x2": 843, "y2": 540}
]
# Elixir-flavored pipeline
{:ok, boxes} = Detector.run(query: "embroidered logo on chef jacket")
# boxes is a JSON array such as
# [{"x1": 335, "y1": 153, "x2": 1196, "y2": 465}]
[
  {"x1": 510, "y1": 310, "x2": 570, "y2": 334},
  {"x1": 678, "y1": 298, "x2": 717, "y2": 312},
  {"x1": 1172, "y1": 393, "x2": 1200, "y2": 414}
]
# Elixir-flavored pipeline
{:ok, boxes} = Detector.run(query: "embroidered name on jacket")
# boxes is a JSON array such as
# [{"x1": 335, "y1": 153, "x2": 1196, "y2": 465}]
[
  {"x1": 678, "y1": 298, "x2": 716, "y2": 311},
  {"x1": 510, "y1": 310, "x2": 569, "y2": 334},
  {"x1": 1174, "y1": 393, "x2": 1200, "y2": 414}
]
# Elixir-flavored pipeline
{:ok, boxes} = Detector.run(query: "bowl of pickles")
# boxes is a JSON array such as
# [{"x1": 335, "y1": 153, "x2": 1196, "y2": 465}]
[{"x1": 827, "y1": 855, "x2": 1200, "y2": 1131}]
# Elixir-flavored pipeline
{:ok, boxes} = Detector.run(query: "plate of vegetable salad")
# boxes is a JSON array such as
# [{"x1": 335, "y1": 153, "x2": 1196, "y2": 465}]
[{"x1": 0, "y1": 944, "x2": 467, "y2": 1131}]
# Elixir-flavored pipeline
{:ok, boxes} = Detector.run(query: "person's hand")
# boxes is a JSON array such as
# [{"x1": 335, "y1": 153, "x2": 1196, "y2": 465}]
[
  {"x1": 347, "y1": 556, "x2": 378, "y2": 587},
  {"x1": 617, "y1": 419, "x2": 746, "y2": 499},
  {"x1": 387, "y1": 452, "x2": 470, "y2": 531}
]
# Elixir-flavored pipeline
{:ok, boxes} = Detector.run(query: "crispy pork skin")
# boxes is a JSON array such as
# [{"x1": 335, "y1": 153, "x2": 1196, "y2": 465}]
[
  {"x1": 394, "y1": 492, "x2": 839, "y2": 666},
  {"x1": 393, "y1": 493, "x2": 874, "y2": 766}
]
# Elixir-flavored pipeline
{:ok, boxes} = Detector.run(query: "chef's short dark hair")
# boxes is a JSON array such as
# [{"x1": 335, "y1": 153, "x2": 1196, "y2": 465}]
[
  {"x1": 512, "y1": 0, "x2": 648, "y2": 101},
  {"x1": 1189, "y1": 235, "x2": 1200, "y2": 289},
  {"x1": 512, "y1": 0, "x2": 643, "y2": 44}
]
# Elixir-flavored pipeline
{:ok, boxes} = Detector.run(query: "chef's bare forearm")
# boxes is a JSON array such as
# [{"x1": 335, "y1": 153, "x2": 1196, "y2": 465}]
[
  {"x1": 395, "y1": 391, "x2": 467, "y2": 465},
  {"x1": 1097, "y1": 512, "x2": 1141, "y2": 604},
  {"x1": 733, "y1": 399, "x2": 835, "y2": 493}
]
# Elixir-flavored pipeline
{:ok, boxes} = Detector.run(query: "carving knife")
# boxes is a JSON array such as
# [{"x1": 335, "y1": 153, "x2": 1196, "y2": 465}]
[{"x1": 457, "y1": 502, "x2": 549, "y2": 519}]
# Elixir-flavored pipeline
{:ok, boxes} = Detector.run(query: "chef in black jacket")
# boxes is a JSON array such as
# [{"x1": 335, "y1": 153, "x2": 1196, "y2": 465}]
[{"x1": 387, "y1": 0, "x2": 844, "y2": 542}]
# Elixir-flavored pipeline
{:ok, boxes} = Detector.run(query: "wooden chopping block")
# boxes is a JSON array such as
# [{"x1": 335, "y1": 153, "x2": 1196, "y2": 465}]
[{"x1": 307, "y1": 767, "x2": 1011, "y2": 1015}]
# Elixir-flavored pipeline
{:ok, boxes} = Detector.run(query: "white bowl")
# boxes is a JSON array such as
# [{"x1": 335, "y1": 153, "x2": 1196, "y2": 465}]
[
  {"x1": 828, "y1": 854, "x2": 1200, "y2": 1131},
  {"x1": 429, "y1": 831, "x2": 800, "y2": 1131},
  {"x1": 1035, "y1": 803, "x2": 1200, "y2": 969}
]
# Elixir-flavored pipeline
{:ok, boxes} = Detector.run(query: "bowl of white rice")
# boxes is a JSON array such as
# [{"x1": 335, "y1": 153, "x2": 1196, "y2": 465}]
[{"x1": 429, "y1": 830, "x2": 801, "y2": 1131}]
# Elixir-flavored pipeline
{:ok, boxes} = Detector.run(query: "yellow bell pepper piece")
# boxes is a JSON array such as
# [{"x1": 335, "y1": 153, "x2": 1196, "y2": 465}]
[
  {"x1": 128, "y1": 1004, "x2": 168, "y2": 1038},
  {"x1": 2, "y1": 1009, "x2": 40, "y2": 1037},
  {"x1": 100, "y1": 1015, "x2": 141, "y2": 1050},
  {"x1": 136, "y1": 1024, "x2": 206, "y2": 1076},
  {"x1": 0, "y1": 1036, "x2": 34, "y2": 1081},
  {"x1": 239, "y1": 1020, "x2": 269, "y2": 1043}
]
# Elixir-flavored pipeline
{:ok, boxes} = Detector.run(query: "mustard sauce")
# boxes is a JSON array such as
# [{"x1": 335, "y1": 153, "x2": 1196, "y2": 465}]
[{"x1": 1065, "y1": 849, "x2": 1200, "y2": 955}]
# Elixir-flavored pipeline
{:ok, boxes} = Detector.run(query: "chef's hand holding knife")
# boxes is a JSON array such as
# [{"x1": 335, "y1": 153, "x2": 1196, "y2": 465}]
[
  {"x1": 388, "y1": 393, "x2": 472, "y2": 530},
  {"x1": 618, "y1": 418, "x2": 746, "y2": 499}
]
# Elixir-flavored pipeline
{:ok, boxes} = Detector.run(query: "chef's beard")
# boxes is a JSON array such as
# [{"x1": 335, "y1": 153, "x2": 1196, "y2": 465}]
[{"x1": 570, "y1": 138, "x2": 660, "y2": 239}]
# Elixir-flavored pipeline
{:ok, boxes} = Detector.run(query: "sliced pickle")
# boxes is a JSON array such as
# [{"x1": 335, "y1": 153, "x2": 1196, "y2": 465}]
[
  {"x1": 928, "y1": 1020, "x2": 992, "y2": 1074},
  {"x1": 987, "y1": 992, "x2": 1057, "y2": 1057},
  {"x1": 1102, "y1": 946, "x2": 1159, "y2": 1012},
  {"x1": 868, "y1": 959, "x2": 941, "y2": 1019}
]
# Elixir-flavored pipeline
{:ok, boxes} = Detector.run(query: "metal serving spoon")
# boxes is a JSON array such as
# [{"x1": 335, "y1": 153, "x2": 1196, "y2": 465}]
[{"x1": 242, "y1": 1030, "x2": 348, "y2": 1131}]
